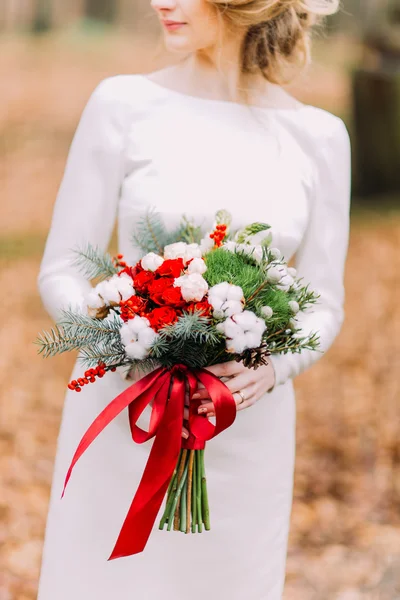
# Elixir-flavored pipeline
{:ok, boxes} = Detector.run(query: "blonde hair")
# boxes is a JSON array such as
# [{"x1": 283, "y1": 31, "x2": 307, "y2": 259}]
[{"x1": 210, "y1": 0, "x2": 340, "y2": 87}]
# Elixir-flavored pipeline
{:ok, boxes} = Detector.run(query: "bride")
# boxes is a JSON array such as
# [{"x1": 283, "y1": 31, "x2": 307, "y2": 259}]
[{"x1": 36, "y1": 0, "x2": 351, "y2": 598}]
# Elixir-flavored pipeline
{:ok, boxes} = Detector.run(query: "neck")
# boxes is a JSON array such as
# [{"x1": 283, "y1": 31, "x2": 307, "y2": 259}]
[{"x1": 177, "y1": 33, "x2": 269, "y2": 104}]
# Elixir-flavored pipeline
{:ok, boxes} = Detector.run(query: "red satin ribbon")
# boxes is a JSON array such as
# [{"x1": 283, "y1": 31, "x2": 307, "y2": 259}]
[{"x1": 61, "y1": 364, "x2": 237, "y2": 560}]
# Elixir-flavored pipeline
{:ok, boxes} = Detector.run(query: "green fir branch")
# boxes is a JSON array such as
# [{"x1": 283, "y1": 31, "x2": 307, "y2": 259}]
[
  {"x1": 70, "y1": 243, "x2": 118, "y2": 281},
  {"x1": 131, "y1": 208, "x2": 182, "y2": 256}
]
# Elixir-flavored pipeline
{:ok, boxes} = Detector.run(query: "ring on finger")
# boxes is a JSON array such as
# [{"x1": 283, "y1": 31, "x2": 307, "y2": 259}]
[{"x1": 237, "y1": 390, "x2": 246, "y2": 405}]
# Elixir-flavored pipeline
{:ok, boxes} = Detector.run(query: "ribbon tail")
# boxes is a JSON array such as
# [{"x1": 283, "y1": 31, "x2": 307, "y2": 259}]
[
  {"x1": 108, "y1": 376, "x2": 186, "y2": 559},
  {"x1": 61, "y1": 368, "x2": 166, "y2": 499}
]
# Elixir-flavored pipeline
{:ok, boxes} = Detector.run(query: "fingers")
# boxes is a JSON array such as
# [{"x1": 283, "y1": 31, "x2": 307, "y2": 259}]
[
  {"x1": 182, "y1": 425, "x2": 189, "y2": 439},
  {"x1": 204, "y1": 361, "x2": 245, "y2": 378}
]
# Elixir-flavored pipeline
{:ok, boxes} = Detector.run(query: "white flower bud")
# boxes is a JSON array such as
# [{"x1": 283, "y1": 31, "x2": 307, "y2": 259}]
[
  {"x1": 267, "y1": 267, "x2": 283, "y2": 284},
  {"x1": 141, "y1": 252, "x2": 164, "y2": 272},
  {"x1": 287, "y1": 267, "x2": 297, "y2": 278},
  {"x1": 288, "y1": 300, "x2": 300, "y2": 314},
  {"x1": 269, "y1": 248, "x2": 281, "y2": 260},
  {"x1": 260, "y1": 306, "x2": 274, "y2": 319}
]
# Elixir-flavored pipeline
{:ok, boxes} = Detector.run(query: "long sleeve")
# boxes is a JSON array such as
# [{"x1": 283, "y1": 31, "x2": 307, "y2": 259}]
[
  {"x1": 269, "y1": 116, "x2": 352, "y2": 388},
  {"x1": 37, "y1": 78, "x2": 128, "y2": 324}
]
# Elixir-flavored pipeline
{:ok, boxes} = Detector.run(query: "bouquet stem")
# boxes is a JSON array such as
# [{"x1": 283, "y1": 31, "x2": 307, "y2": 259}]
[{"x1": 159, "y1": 447, "x2": 211, "y2": 535}]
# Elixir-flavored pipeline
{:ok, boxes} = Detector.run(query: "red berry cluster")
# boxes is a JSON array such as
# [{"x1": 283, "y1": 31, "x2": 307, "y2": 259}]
[
  {"x1": 210, "y1": 224, "x2": 227, "y2": 248},
  {"x1": 113, "y1": 253, "x2": 128, "y2": 269},
  {"x1": 68, "y1": 361, "x2": 117, "y2": 392}
]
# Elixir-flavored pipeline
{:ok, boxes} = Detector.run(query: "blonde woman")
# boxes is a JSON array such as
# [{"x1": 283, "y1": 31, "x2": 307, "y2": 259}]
[{"x1": 36, "y1": 0, "x2": 351, "y2": 598}]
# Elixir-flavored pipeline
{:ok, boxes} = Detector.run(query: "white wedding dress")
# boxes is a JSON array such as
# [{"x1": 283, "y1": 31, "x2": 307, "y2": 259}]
[{"x1": 36, "y1": 74, "x2": 351, "y2": 599}]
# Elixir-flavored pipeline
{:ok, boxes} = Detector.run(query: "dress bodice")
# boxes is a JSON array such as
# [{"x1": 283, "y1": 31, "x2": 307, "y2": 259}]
[{"x1": 37, "y1": 74, "x2": 352, "y2": 388}]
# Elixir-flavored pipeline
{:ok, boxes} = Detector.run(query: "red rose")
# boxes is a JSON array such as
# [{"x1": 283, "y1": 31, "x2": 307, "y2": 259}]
[
  {"x1": 133, "y1": 270, "x2": 154, "y2": 294},
  {"x1": 162, "y1": 286, "x2": 186, "y2": 307},
  {"x1": 120, "y1": 295, "x2": 148, "y2": 322},
  {"x1": 155, "y1": 258, "x2": 185, "y2": 279},
  {"x1": 187, "y1": 300, "x2": 213, "y2": 317},
  {"x1": 147, "y1": 306, "x2": 179, "y2": 332},
  {"x1": 119, "y1": 261, "x2": 143, "y2": 280},
  {"x1": 148, "y1": 277, "x2": 174, "y2": 305}
]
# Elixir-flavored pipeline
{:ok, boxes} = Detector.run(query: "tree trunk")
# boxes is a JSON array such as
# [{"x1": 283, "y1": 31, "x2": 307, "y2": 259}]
[{"x1": 352, "y1": 68, "x2": 400, "y2": 196}]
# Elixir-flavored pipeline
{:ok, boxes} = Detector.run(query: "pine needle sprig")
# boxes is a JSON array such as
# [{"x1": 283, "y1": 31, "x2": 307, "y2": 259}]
[
  {"x1": 131, "y1": 208, "x2": 182, "y2": 256},
  {"x1": 77, "y1": 344, "x2": 126, "y2": 369},
  {"x1": 58, "y1": 309, "x2": 122, "y2": 343},
  {"x1": 34, "y1": 323, "x2": 80, "y2": 358},
  {"x1": 70, "y1": 243, "x2": 118, "y2": 281}
]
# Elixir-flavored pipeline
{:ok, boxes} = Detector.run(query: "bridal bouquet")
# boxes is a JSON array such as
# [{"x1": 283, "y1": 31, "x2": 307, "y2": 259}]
[{"x1": 35, "y1": 209, "x2": 320, "y2": 559}]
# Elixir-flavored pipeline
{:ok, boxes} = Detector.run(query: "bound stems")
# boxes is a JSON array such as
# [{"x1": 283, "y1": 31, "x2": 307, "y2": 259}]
[{"x1": 158, "y1": 447, "x2": 211, "y2": 534}]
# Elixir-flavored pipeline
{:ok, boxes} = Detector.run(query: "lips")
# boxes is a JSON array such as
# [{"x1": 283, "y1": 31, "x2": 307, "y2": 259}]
[{"x1": 162, "y1": 20, "x2": 186, "y2": 30}]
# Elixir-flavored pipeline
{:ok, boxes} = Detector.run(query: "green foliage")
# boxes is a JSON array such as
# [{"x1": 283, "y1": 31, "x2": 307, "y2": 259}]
[
  {"x1": 204, "y1": 248, "x2": 292, "y2": 328},
  {"x1": 150, "y1": 311, "x2": 224, "y2": 368},
  {"x1": 131, "y1": 208, "x2": 183, "y2": 256},
  {"x1": 70, "y1": 242, "x2": 118, "y2": 281},
  {"x1": 177, "y1": 215, "x2": 203, "y2": 245},
  {"x1": 234, "y1": 222, "x2": 271, "y2": 244},
  {"x1": 34, "y1": 309, "x2": 121, "y2": 357}
]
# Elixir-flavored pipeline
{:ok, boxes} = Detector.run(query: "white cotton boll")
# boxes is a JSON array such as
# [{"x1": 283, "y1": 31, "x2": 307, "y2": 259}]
[
  {"x1": 261, "y1": 305, "x2": 274, "y2": 319},
  {"x1": 129, "y1": 315, "x2": 151, "y2": 334},
  {"x1": 174, "y1": 273, "x2": 208, "y2": 302},
  {"x1": 139, "y1": 327, "x2": 158, "y2": 347},
  {"x1": 209, "y1": 282, "x2": 231, "y2": 302},
  {"x1": 184, "y1": 243, "x2": 202, "y2": 264},
  {"x1": 187, "y1": 257, "x2": 207, "y2": 275},
  {"x1": 120, "y1": 316, "x2": 156, "y2": 360},
  {"x1": 266, "y1": 267, "x2": 283, "y2": 284},
  {"x1": 141, "y1": 252, "x2": 164, "y2": 272},
  {"x1": 85, "y1": 289, "x2": 105, "y2": 309},
  {"x1": 221, "y1": 300, "x2": 244, "y2": 317},
  {"x1": 96, "y1": 280, "x2": 121, "y2": 304},
  {"x1": 200, "y1": 235, "x2": 214, "y2": 254},
  {"x1": 269, "y1": 248, "x2": 282, "y2": 260},
  {"x1": 244, "y1": 331, "x2": 263, "y2": 350},
  {"x1": 226, "y1": 335, "x2": 248, "y2": 354},
  {"x1": 120, "y1": 322, "x2": 136, "y2": 347},
  {"x1": 117, "y1": 278, "x2": 136, "y2": 301},
  {"x1": 288, "y1": 300, "x2": 300, "y2": 314},
  {"x1": 233, "y1": 310, "x2": 262, "y2": 332},
  {"x1": 287, "y1": 267, "x2": 297, "y2": 278},
  {"x1": 226, "y1": 285, "x2": 244, "y2": 303},
  {"x1": 210, "y1": 296, "x2": 224, "y2": 318},
  {"x1": 222, "y1": 317, "x2": 243, "y2": 339},
  {"x1": 125, "y1": 343, "x2": 149, "y2": 360},
  {"x1": 164, "y1": 242, "x2": 187, "y2": 261}
]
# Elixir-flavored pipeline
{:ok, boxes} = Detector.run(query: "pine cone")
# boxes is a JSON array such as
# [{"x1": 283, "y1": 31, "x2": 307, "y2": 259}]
[{"x1": 236, "y1": 341, "x2": 271, "y2": 370}]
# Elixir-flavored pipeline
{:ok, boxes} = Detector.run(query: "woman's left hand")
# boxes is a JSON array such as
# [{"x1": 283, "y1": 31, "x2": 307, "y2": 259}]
[{"x1": 192, "y1": 360, "x2": 276, "y2": 417}]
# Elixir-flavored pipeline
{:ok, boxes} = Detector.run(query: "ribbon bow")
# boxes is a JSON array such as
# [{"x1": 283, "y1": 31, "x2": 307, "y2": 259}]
[{"x1": 62, "y1": 364, "x2": 237, "y2": 560}]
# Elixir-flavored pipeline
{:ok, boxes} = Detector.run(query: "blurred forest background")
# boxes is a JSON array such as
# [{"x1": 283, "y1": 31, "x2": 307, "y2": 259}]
[{"x1": 1, "y1": 1, "x2": 400, "y2": 599}]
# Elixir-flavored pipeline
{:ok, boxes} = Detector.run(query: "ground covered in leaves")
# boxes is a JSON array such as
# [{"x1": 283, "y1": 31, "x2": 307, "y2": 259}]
[{"x1": 1, "y1": 33, "x2": 400, "y2": 599}]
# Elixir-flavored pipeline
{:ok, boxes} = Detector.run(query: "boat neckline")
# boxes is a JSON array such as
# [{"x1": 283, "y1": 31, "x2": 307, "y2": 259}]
[{"x1": 138, "y1": 74, "x2": 310, "y2": 113}]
